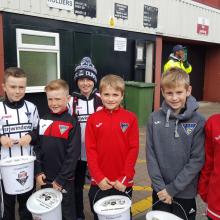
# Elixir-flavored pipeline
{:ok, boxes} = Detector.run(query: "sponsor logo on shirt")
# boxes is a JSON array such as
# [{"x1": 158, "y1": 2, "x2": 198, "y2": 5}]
[
  {"x1": 189, "y1": 208, "x2": 196, "y2": 214},
  {"x1": 120, "y1": 122, "x2": 129, "y2": 132},
  {"x1": 214, "y1": 135, "x2": 220, "y2": 141},
  {"x1": 154, "y1": 121, "x2": 161, "y2": 125},
  {"x1": 2, "y1": 123, "x2": 32, "y2": 134},
  {"x1": 78, "y1": 115, "x2": 90, "y2": 123},
  {"x1": 181, "y1": 123, "x2": 197, "y2": 135},
  {"x1": 1, "y1": 114, "x2": 12, "y2": 120},
  {"x1": 96, "y1": 123, "x2": 103, "y2": 128}
]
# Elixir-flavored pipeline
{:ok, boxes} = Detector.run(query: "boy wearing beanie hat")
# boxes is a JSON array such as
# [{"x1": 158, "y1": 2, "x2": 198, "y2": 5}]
[{"x1": 68, "y1": 57, "x2": 102, "y2": 220}]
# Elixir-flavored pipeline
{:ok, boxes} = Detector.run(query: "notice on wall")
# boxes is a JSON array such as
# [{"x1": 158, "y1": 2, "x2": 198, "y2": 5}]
[
  {"x1": 74, "y1": 0, "x2": 96, "y2": 18},
  {"x1": 114, "y1": 3, "x2": 128, "y2": 20},
  {"x1": 47, "y1": 0, "x2": 73, "y2": 11},
  {"x1": 143, "y1": 5, "x2": 158, "y2": 28},
  {"x1": 114, "y1": 37, "x2": 127, "y2": 52},
  {"x1": 197, "y1": 17, "x2": 209, "y2": 35}
]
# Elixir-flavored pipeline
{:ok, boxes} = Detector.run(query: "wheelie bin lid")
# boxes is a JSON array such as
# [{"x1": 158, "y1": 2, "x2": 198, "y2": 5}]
[{"x1": 125, "y1": 81, "x2": 155, "y2": 88}]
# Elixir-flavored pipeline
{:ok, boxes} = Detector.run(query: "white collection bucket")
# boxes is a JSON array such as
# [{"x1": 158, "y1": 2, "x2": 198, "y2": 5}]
[
  {"x1": 146, "y1": 210, "x2": 184, "y2": 220},
  {"x1": 94, "y1": 195, "x2": 131, "y2": 220},
  {"x1": 26, "y1": 188, "x2": 63, "y2": 220},
  {"x1": 0, "y1": 156, "x2": 35, "y2": 195}
]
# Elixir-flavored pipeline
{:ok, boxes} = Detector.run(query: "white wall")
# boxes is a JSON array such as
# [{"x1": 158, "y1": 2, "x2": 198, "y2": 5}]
[{"x1": 0, "y1": 0, "x2": 220, "y2": 43}]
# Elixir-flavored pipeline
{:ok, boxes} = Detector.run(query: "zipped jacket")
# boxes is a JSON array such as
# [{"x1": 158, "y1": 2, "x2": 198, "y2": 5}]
[
  {"x1": 34, "y1": 109, "x2": 81, "y2": 187},
  {"x1": 85, "y1": 107, "x2": 139, "y2": 187}
]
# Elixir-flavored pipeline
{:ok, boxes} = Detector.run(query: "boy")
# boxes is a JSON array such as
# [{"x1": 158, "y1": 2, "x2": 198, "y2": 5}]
[
  {"x1": 0, "y1": 67, "x2": 39, "y2": 220},
  {"x1": 85, "y1": 74, "x2": 139, "y2": 220},
  {"x1": 68, "y1": 57, "x2": 102, "y2": 220},
  {"x1": 146, "y1": 67, "x2": 205, "y2": 220},
  {"x1": 35, "y1": 79, "x2": 81, "y2": 220},
  {"x1": 198, "y1": 114, "x2": 220, "y2": 220}
]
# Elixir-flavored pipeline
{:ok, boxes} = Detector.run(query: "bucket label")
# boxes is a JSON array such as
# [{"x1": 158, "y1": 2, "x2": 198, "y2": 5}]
[
  {"x1": 37, "y1": 192, "x2": 59, "y2": 209},
  {"x1": 16, "y1": 171, "x2": 28, "y2": 185},
  {"x1": 100, "y1": 198, "x2": 127, "y2": 212}
]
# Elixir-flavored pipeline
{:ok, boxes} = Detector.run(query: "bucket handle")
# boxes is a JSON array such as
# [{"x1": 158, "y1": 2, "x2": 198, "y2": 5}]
[
  {"x1": 150, "y1": 199, "x2": 188, "y2": 220},
  {"x1": 93, "y1": 188, "x2": 132, "y2": 206},
  {"x1": 43, "y1": 180, "x2": 67, "y2": 194}
]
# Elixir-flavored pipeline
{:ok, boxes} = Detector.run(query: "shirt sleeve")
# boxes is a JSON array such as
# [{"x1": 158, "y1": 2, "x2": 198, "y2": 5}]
[
  {"x1": 29, "y1": 106, "x2": 40, "y2": 144},
  {"x1": 85, "y1": 116, "x2": 105, "y2": 184},
  {"x1": 166, "y1": 118, "x2": 205, "y2": 197},
  {"x1": 146, "y1": 114, "x2": 166, "y2": 192},
  {"x1": 198, "y1": 119, "x2": 214, "y2": 202}
]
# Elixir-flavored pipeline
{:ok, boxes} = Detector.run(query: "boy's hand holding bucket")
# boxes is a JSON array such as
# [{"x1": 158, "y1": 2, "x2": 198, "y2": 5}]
[
  {"x1": 0, "y1": 136, "x2": 17, "y2": 148},
  {"x1": 18, "y1": 134, "x2": 32, "y2": 146},
  {"x1": 98, "y1": 177, "x2": 114, "y2": 190},
  {"x1": 36, "y1": 174, "x2": 46, "y2": 186},
  {"x1": 113, "y1": 180, "x2": 126, "y2": 192}
]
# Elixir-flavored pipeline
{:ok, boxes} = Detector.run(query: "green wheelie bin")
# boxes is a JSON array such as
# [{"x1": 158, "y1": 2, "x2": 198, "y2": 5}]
[{"x1": 124, "y1": 81, "x2": 155, "y2": 127}]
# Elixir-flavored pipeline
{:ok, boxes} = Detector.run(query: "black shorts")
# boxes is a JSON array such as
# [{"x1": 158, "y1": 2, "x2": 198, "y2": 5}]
[{"x1": 152, "y1": 190, "x2": 196, "y2": 220}]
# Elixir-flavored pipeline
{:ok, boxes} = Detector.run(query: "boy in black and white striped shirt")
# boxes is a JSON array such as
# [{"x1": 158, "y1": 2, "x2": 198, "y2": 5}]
[{"x1": 0, "y1": 67, "x2": 39, "y2": 220}]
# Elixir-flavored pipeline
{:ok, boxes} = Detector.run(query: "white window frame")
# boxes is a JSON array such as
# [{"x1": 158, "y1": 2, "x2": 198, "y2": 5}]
[{"x1": 16, "y1": 29, "x2": 60, "y2": 93}]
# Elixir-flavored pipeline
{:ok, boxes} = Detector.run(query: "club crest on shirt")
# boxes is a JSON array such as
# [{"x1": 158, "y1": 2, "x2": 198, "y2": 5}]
[
  {"x1": 16, "y1": 171, "x2": 28, "y2": 185},
  {"x1": 25, "y1": 112, "x2": 31, "y2": 120},
  {"x1": 120, "y1": 122, "x2": 129, "y2": 132},
  {"x1": 182, "y1": 123, "x2": 197, "y2": 135},
  {"x1": 59, "y1": 125, "x2": 69, "y2": 134}
]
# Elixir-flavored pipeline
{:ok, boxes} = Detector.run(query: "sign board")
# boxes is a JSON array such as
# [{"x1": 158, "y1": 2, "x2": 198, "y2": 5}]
[
  {"x1": 47, "y1": 0, "x2": 73, "y2": 11},
  {"x1": 114, "y1": 37, "x2": 127, "y2": 52},
  {"x1": 197, "y1": 17, "x2": 209, "y2": 35},
  {"x1": 114, "y1": 3, "x2": 128, "y2": 20},
  {"x1": 74, "y1": 0, "x2": 96, "y2": 18},
  {"x1": 143, "y1": 5, "x2": 158, "y2": 28}
]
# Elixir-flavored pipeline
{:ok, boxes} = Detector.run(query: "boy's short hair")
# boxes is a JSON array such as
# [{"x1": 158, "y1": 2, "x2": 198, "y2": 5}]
[
  {"x1": 45, "y1": 79, "x2": 69, "y2": 94},
  {"x1": 161, "y1": 67, "x2": 190, "y2": 89},
  {"x1": 4, "y1": 67, "x2": 26, "y2": 83},
  {"x1": 99, "y1": 74, "x2": 125, "y2": 95}
]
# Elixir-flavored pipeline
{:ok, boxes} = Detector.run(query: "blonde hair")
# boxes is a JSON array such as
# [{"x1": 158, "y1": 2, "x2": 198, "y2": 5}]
[
  {"x1": 45, "y1": 79, "x2": 69, "y2": 95},
  {"x1": 161, "y1": 67, "x2": 190, "y2": 90},
  {"x1": 4, "y1": 67, "x2": 26, "y2": 83},
  {"x1": 99, "y1": 74, "x2": 125, "y2": 95}
]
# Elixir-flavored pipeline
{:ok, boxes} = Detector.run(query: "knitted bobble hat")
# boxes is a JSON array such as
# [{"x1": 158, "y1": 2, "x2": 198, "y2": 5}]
[{"x1": 74, "y1": 57, "x2": 97, "y2": 84}]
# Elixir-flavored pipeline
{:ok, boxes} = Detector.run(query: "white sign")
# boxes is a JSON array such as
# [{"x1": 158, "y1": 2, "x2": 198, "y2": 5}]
[
  {"x1": 114, "y1": 37, "x2": 127, "y2": 52},
  {"x1": 47, "y1": 0, "x2": 74, "y2": 11}
]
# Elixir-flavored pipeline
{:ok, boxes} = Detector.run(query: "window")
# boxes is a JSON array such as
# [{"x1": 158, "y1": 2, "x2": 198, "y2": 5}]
[{"x1": 16, "y1": 29, "x2": 60, "y2": 93}]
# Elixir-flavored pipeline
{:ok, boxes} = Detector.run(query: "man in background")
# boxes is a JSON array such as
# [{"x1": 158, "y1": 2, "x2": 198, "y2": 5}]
[{"x1": 164, "y1": 44, "x2": 192, "y2": 74}]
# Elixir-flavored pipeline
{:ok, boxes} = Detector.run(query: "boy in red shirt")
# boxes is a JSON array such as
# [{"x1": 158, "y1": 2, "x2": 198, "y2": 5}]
[{"x1": 85, "y1": 74, "x2": 139, "y2": 220}]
